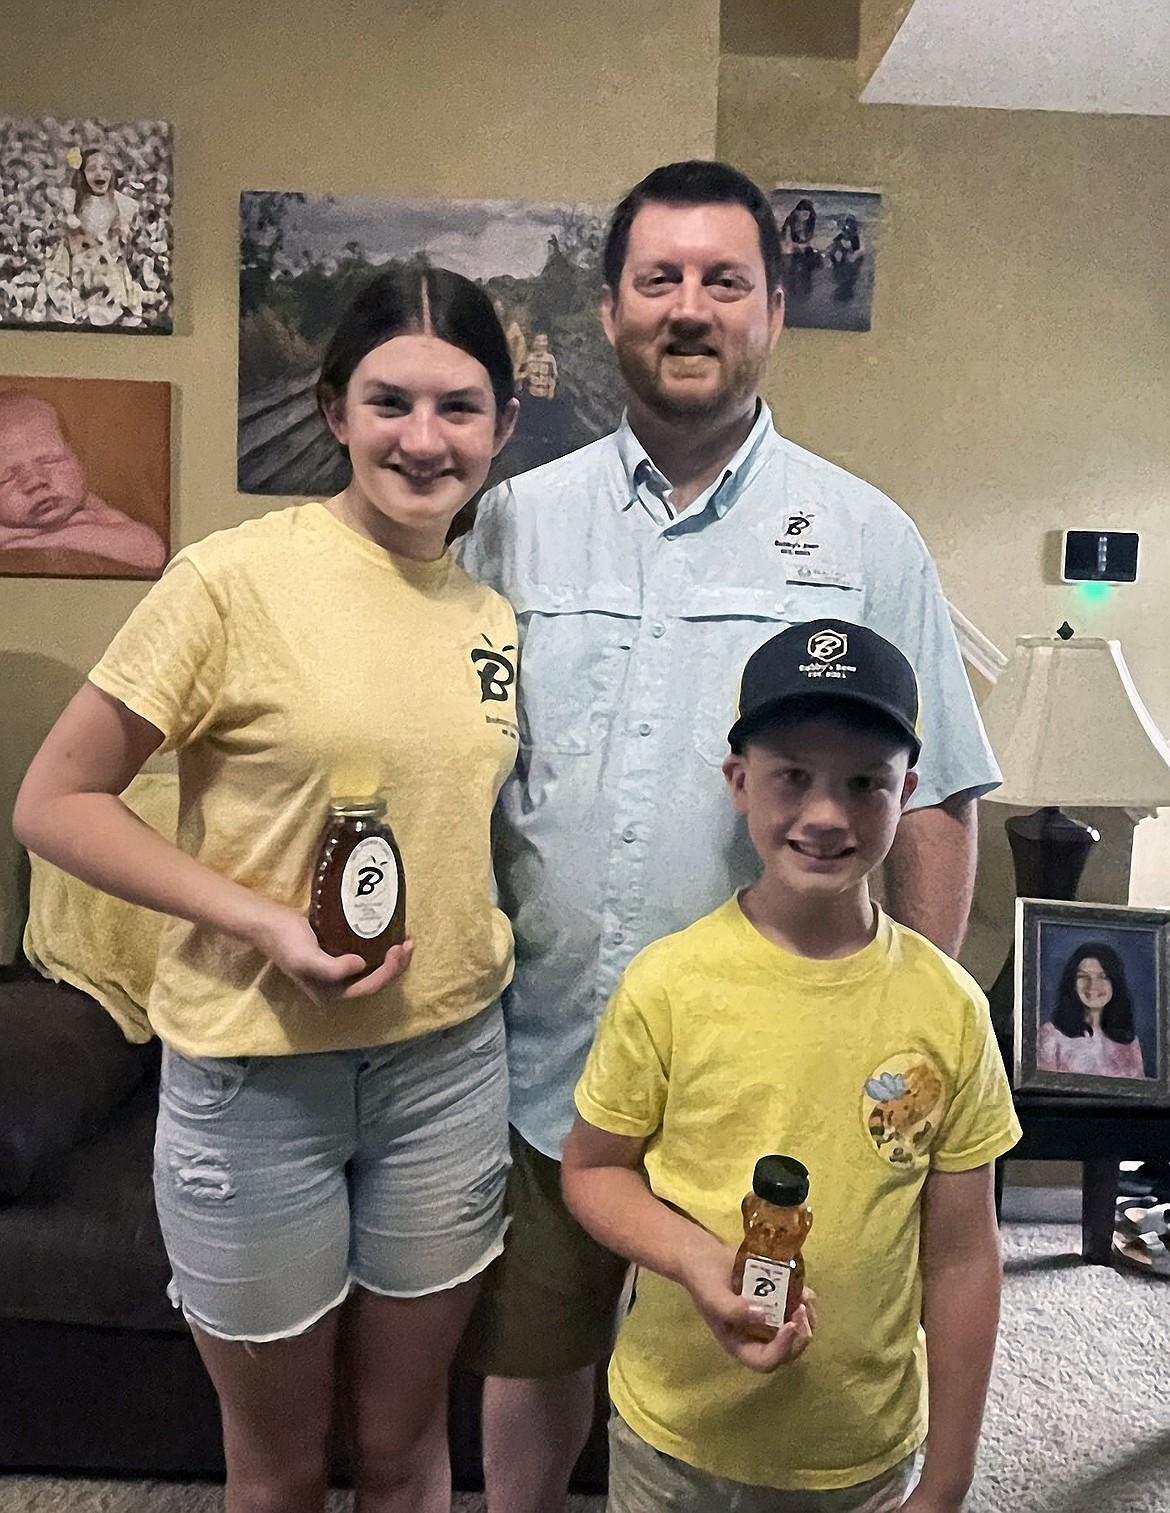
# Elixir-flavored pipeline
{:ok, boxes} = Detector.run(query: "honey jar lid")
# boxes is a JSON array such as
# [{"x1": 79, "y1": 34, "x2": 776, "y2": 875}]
[
  {"x1": 329, "y1": 796, "x2": 387, "y2": 818},
  {"x1": 752, "y1": 1154, "x2": 809, "y2": 1207}
]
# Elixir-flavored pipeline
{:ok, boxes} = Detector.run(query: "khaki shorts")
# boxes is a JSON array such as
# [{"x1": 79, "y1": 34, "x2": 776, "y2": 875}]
[
  {"x1": 459, "y1": 1126, "x2": 631, "y2": 1377},
  {"x1": 607, "y1": 1415, "x2": 917, "y2": 1512}
]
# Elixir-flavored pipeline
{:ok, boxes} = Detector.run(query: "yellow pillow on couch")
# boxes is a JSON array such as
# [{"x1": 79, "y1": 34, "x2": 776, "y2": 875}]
[{"x1": 23, "y1": 770, "x2": 179, "y2": 1043}]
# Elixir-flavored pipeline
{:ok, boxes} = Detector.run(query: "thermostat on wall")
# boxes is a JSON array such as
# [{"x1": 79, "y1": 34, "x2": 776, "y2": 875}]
[{"x1": 1061, "y1": 530, "x2": 1140, "y2": 584}]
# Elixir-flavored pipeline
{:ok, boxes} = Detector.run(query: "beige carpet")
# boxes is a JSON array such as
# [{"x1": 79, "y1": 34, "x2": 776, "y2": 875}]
[
  {"x1": 0, "y1": 1494, "x2": 602, "y2": 1512},
  {"x1": 3, "y1": 1217, "x2": 1169, "y2": 1512},
  {"x1": 0, "y1": 1493, "x2": 602, "y2": 1511}
]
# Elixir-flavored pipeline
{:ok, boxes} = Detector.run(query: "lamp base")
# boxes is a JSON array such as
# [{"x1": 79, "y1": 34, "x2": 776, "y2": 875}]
[{"x1": 986, "y1": 806, "x2": 1100, "y2": 1039}]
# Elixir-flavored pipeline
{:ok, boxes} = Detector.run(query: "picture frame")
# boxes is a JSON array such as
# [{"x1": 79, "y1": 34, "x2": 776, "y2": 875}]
[
  {"x1": 768, "y1": 185, "x2": 881, "y2": 332},
  {"x1": 237, "y1": 190, "x2": 623, "y2": 498},
  {"x1": 1014, "y1": 898, "x2": 1170, "y2": 1102},
  {"x1": 0, "y1": 375, "x2": 171, "y2": 579},
  {"x1": 0, "y1": 116, "x2": 174, "y2": 335}
]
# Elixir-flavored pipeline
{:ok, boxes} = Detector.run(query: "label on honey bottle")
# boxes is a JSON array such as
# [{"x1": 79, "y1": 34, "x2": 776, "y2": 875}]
[
  {"x1": 340, "y1": 836, "x2": 400, "y2": 939},
  {"x1": 740, "y1": 1255, "x2": 792, "y2": 1329}
]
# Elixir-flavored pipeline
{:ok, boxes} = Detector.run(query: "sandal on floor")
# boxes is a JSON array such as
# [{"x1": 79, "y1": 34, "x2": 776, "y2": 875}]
[
  {"x1": 1112, "y1": 1225, "x2": 1170, "y2": 1278},
  {"x1": 1115, "y1": 1200, "x2": 1170, "y2": 1240}
]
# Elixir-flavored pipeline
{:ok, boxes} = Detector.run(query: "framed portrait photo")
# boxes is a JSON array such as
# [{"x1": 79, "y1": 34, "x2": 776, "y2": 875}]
[{"x1": 1014, "y1": 899, "x2": 1170, "y2": 1102}]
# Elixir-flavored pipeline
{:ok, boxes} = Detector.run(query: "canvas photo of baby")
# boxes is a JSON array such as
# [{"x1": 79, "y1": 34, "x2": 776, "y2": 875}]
[{"x1": 0, "y1": 377, "x2": 170, "y2": 579}]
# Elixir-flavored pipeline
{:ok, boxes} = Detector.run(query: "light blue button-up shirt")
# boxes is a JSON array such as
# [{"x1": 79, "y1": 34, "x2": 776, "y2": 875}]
[{"x1": 460, "y1": 405, "x2": 1000, "y2": 1158}]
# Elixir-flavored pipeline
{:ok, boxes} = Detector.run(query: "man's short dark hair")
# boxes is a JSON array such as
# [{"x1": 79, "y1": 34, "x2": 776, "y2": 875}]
[{"x1": 603, "y1": 160, "x2": 783, "y2": 296}]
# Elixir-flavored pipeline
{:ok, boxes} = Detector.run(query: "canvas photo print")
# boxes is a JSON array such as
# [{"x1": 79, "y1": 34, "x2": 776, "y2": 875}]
[
  {"x1": 769, "y1": 186, "x2": 880, "y2": 333},
  {"x1": 238, "y1": 190, "x2": 624, "y2": 498},
  {"x1": 0, "y1": 116, "x2": 173, "y2": 334},
  {"x1": 0, "y1": 376, "x2": 171, "y2": 578},
  {"x1": 1014, "y1": 899, "x2": 1170, "y2": 1102}
]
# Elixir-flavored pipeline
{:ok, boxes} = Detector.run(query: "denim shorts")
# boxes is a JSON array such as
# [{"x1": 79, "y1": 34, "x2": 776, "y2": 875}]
[{"x1": 154, "y1": 1001, "x2": 509, "y2": 1342}]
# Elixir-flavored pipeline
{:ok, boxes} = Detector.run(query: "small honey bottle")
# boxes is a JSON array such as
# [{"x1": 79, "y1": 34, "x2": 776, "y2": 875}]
[
  {"x1": 731, "y1": 1155, "x2": 812, "y2": 1339},
  {"x1": 309, "y1": 797, "x2": 406, "y2": 972}
]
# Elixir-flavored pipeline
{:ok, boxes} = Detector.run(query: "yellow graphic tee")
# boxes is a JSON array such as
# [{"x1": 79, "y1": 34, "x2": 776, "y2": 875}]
[
  {"x1": 575, "y1": 896, "x2": 1021, "y2": 1492},
  {"x1": 90, "y1": 502, "x2": 519, "y2": 1056}
]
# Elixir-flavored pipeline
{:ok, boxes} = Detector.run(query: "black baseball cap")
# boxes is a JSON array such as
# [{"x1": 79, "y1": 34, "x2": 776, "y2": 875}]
[{"x1": 728, "y1": 619, "x2": 921, "y2": 762}]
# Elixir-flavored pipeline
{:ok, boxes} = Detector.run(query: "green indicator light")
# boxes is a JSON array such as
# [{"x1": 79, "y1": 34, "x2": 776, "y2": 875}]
[{"x1": 1074, "y1": 582, "x2": 1114, "y2": 607}]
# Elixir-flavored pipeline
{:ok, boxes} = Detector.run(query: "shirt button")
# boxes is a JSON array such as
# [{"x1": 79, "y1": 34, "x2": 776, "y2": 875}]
[
  {"x1": 638, "y1": 721, "x2": 652, "y2": 736},
  {"x1": 622, "y1": 827, "x2": 636, "y2": 843},
  {"x1": 610, "y1": 929, "x2": 625, "y2": 946},
  {"x1": 652, "y1": 622, "x2": 665, "y2": 638}
]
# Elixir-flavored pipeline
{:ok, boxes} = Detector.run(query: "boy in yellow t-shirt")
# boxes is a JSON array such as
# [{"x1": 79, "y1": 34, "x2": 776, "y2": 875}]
[{"x1": 563, "y1": 619, "x2": 1020, "y2": 1512}]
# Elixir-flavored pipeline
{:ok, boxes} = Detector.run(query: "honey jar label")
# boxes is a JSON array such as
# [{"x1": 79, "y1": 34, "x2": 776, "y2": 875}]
[
  {"x1": 740, "y1": 1255, "x2": 792, "y2": 1328},
  {"x1": 341, "y1": 837, "x2": 400, "y2": 939}
]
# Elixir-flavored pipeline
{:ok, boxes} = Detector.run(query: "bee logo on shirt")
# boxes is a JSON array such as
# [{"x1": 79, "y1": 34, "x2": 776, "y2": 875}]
[
  {"x1": 470, "y1": 635, "x2": 517, "y2": 704},
  {"x1": 862, "y1": 1055, "x2": 946, "y2": 1167}
]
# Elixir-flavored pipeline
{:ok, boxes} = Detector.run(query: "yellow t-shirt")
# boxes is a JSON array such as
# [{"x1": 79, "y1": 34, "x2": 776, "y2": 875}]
[
  {"x1": 575, "y1": 896, "x2": 1021, "y2": 1492},
  {"x1": 90, "y1": 502, "x2": 519, "y2": 1057}
]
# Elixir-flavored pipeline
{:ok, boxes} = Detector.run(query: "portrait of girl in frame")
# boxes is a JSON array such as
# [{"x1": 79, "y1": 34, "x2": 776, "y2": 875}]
[{"x1": 1015, "y1": 899, "x2": 1170, "y2": 1102}]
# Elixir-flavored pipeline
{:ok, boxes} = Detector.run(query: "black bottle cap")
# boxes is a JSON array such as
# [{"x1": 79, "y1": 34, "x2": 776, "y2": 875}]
[{"x1": 752, "y1": 1155, "x2": 809, "y2": 1207}]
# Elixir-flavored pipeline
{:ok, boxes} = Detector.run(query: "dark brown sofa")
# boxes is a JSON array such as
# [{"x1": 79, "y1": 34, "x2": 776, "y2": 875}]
[{"x1": 0, "y1": 955, "x2": 608, "y2": 1490}]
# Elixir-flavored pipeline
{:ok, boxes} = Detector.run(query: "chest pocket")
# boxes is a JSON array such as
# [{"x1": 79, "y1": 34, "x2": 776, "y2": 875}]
[
  {"x1": 516, "y1": 606, "x2": 636, "y2": 756},
  {"x1": 681, "y1": 578, "x2": 866, "y2": 765}
]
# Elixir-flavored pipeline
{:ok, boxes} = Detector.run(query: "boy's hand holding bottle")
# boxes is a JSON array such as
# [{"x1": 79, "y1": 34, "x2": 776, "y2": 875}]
[{"x1": 676, "y1": 1224, "x2": 816, "y2": 1374}]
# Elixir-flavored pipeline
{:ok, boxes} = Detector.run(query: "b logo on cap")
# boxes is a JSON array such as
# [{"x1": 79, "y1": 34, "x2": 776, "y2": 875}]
[{"x1": 807, "y1": 630, "x2": 848, "y2": 663}]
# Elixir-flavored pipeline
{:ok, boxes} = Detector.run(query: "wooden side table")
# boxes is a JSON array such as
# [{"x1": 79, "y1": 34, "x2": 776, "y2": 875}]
[{"x1": 997, "y1": 1095, "x2": 1170, "y2": 1264}]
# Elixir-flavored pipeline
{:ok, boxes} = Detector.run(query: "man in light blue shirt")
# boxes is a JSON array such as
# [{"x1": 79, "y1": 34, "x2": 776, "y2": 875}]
[{"x1": 459, "y1": 161, "x2": 1000, "y2": 1513}]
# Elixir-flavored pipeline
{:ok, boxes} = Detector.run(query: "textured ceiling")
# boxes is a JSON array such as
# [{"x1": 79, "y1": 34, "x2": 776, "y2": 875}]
[{"x1": 861, "y1": 0, "x2": 1170, "y2": 116}]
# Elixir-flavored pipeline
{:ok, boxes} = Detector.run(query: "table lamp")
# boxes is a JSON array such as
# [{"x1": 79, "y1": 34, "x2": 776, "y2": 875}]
[{"x1": 980, "y1": 626, "x2": 1170, "y2": 1034}]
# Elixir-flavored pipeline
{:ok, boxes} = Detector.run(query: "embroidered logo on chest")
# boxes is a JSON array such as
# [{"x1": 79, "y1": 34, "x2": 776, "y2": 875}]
[{"x1": 774, "y1": 511, "x2": 820, "y2": 558}]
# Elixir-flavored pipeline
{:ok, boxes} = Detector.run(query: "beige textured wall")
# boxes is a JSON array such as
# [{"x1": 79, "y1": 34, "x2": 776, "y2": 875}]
[
  {"x1": 719, "y1": 55, "x2": 1170, "y2": 696},
  {"x1": 719, "y1": 52, "x2": 1170, "y2": 977},
  {"x1": 0, "y1": 0, "x2": 719, "y2": 957}
]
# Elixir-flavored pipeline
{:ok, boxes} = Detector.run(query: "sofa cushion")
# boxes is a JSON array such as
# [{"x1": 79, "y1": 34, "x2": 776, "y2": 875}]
[
  {"x1": 0, "y1": 1070, "x2": 182, "y2": 1332},
  {"x1": 0, "y1": 973, "x2": 155, "y2": 1200}
]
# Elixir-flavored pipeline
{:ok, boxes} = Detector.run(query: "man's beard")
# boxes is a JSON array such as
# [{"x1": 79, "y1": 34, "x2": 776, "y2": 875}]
[{"x1": 613, "y1": 340, "x2": 765, "y2": 426}]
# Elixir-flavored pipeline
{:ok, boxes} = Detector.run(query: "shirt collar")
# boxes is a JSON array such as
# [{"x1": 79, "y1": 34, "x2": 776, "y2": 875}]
[{"x1": 616, "y1": 401, "x2": 774, "y2": 522}]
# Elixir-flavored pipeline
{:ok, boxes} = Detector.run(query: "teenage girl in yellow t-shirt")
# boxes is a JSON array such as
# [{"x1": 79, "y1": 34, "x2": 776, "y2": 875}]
[{"x1": 15, "y1": 266, "x2": 521, "y2": 1512}]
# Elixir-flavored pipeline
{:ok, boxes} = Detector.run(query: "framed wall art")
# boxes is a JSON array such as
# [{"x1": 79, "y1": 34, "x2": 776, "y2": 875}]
[
  {"x1": 0, "y1": 116, "x2": 173, "y2": 334},
  {"x1": 0, "y1": 376, "x2": 170, "y2": 579},
  {"x1": 237, "y1": 190, "x2": 623, "y2": 497},
  {"x1": 769, "y1": 185, "x2": 880, "y2": 333},
  {"x1": 1014, "y1": 898, "x2": 1170, "y2": 1102}
]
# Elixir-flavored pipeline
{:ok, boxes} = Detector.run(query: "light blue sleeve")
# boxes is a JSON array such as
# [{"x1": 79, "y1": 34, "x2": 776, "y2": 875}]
[
  {"x1": 864, "y1": 509, "x2": 1001, "y2": 810},
  {"x1": 454, "y1": 482, "x2": 510, "y2": 594}
]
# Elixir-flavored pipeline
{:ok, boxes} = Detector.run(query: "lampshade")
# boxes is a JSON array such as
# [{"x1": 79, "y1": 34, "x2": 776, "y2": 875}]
[{"x1": 981, "y1": 635, "x2": 1170, "y2": 811}]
